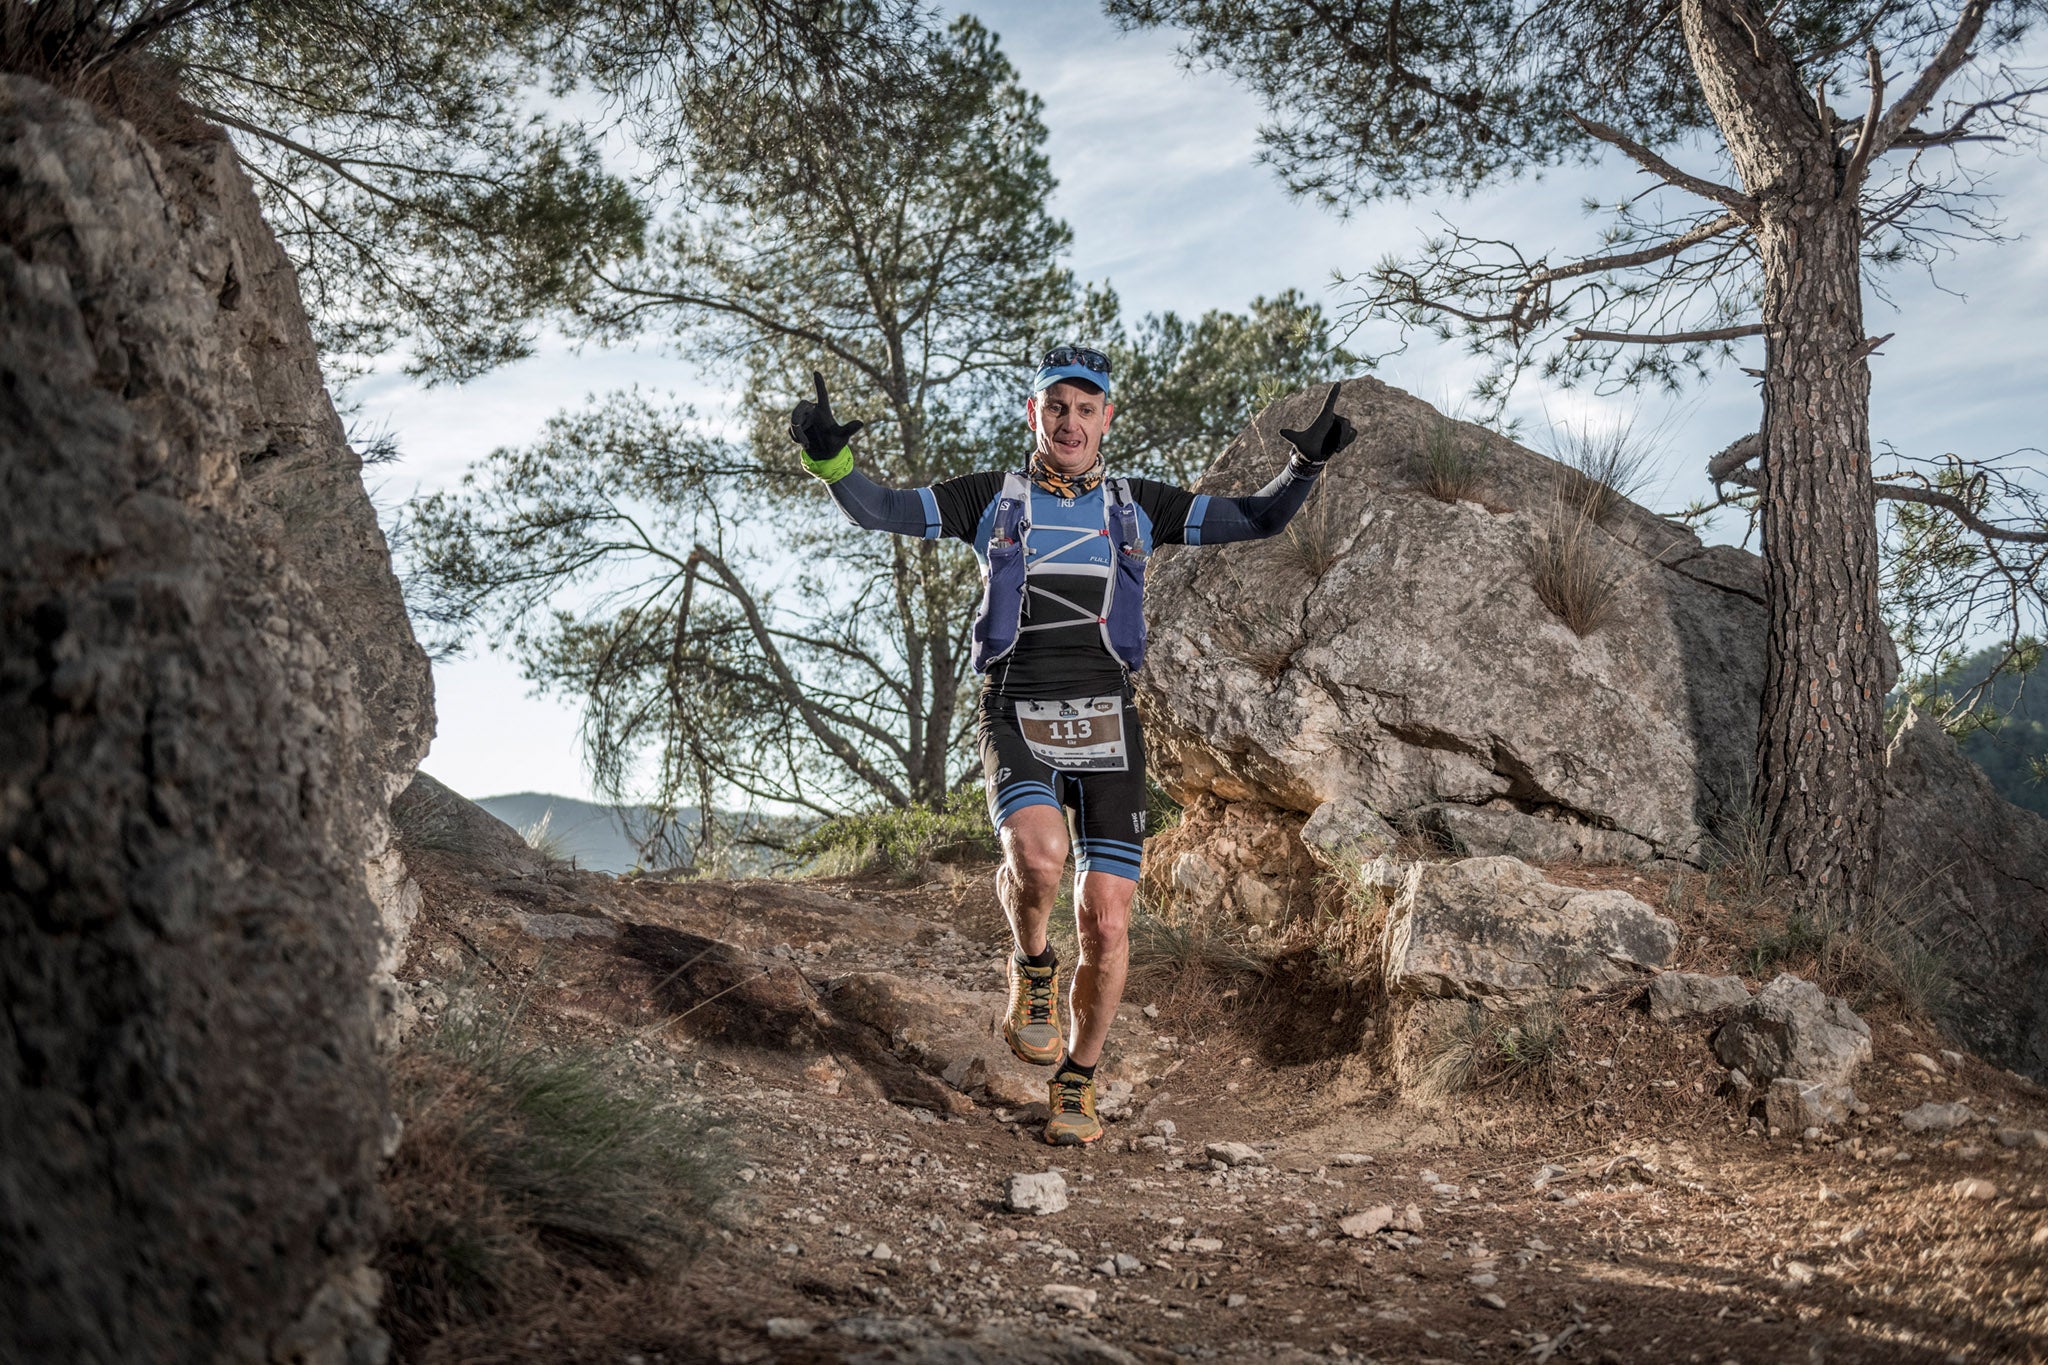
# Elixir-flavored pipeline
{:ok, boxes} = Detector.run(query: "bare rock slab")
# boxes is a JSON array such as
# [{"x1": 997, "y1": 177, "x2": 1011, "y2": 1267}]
[
  {"x1": 1647, "y1": 971, "x2": 1752, "y2": 1023},
  {"x1": 1713, "y1": 974, "x2": 1871, "y2": 1086},
  {"x1": 1382, "y1": 856, "x2": 1679, "y2": 1005}
]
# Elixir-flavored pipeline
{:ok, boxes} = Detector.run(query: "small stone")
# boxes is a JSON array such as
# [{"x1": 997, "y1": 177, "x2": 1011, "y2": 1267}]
[
  {"x1": 1477, "y1": 1293, "x2": 1507, "y2": 1310},
  {"x1": 1006, "y1": 1171, "x2": 1069, "y2": 1216},
  {"x1": 1338, "y1": 1206, "x2": 1394, "y2": 1239},
  {"x1": 1953, "y1": 1178, "x2": 1999, "y2": 1201},
  {"x1": 1939, "y1": 1049, "x2": 1966, "y2": 1070},
  {"x1": 1185, "y1": 1237, "x2": 1225, "y2": 1253},
  {"x1": 1225, "y1": 1293, "x2": 1249, "y2": 1309},
  {"x1": 1900, "y1": 1101, "x2": 1978, "y2": 1133},
  {"x1": 1396, "y1": 1205, "x2": 1425, "y2": 1233},
  {"x1": 1418, "y1": 1168, "x2": 1441, "y2": 1184},
  {"x1": 1728, "y1": 1068, "x2": 1753, "y2": 1093},
  {"x1": 1468, "y1": 1273, "x2": 1498, "y2": 1288},
  {"x1": 1330, "y1": 1152, "x2": 1375, "y2": 1167},
  {"x1": 1206, "y1": 1141, "x2": 1264, "y2": 1167},
  {"x1": 1093, "y1": 1259, "x2": 1117, "y2": 1277},
  {"x1": 1531, "y1": 1163, "x2": 1569, "y2": 1188},
  {"x1": 1783, "y1": 1261, "x2": 1816, "y2": 1287},
  {"x1": 765, "y1": 1319, "x2": 815, "y2": 1340},
  {"x1": 1154, "y1": 1119, "x2": 1178, "y2": 1139},
  {"x1": 1114, "y1": 1253, "x2": 1144, "y2": 1275},
  {"x1": 1041, "y1": 1284, "x2": 1098, "y2": 1314},
  {"x1": 1995, "y1": 1128, "x2": 2048, "y2": 1150},
  {"x1": 1907, "y1": 1052, "x2": 1943, "y2": 1076},
  {"x1": 1143, "y1": 1003, "x2": 1160, "y2": 1018},
  {"x1": 870, "y1": 1243, "x2": 893, "y2": 1260}
]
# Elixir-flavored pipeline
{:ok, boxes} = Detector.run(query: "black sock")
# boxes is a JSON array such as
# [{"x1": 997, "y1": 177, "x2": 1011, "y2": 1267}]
[
  {"x1": 1057, "y1": 1056, "x2": 1096, "y2": 1081},
  {"x1": 1020, "y1": 944, "x2": 1056, "y2": 969}
]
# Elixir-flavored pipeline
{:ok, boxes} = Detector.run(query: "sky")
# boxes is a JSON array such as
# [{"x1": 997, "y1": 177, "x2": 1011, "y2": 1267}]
[{"x1": 352, "y1": 2, "x2": 2048, "y2": 805}]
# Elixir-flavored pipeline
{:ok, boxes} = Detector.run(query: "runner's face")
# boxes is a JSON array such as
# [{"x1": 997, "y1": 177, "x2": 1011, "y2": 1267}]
[{"x1": 1026, "y1": 381, "x2": 1114, "y2": 474}]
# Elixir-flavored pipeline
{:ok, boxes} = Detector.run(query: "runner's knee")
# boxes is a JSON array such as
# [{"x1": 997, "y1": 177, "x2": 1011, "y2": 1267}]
[
  {"x1": 1076, "y1": 901, "x2": 1129, "y2": 962},
  {"x1": 1002, "y1": 821, "x2": 1069, "y2": 892}
]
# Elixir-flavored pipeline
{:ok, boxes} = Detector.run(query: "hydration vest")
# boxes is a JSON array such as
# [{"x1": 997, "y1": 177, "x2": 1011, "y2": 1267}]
[{"x1": 970, "y1": 471, "x2": 1148, "y2": 676}]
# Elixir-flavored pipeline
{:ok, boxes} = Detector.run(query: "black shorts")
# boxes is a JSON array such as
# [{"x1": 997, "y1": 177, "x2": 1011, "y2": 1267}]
[{"x1": 975, "y1": 690, "x2": 1148, "y2": 881}]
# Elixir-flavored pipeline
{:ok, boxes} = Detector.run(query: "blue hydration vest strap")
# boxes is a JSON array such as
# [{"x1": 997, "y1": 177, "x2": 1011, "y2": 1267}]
[{"x1": 971, "y1": 472, "x2": 1147, "y2": 676}]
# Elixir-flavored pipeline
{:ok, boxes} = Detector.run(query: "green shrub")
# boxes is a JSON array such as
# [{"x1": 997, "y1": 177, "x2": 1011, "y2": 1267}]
[{"x1": 794, "y1": 787, "x2": 997, "y2": 877}]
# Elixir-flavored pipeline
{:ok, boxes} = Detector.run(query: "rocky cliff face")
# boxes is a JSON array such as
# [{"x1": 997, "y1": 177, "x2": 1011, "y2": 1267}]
[
  {"x1": 1141, "y1": 377, "x2": 1769, "y2": 870},
  {"x1": 0, "y1": 72, "x2": 432, "y2": 1363},
  {"x1": 1140, "y1": 379, "x2": 2048, "y2": 1080}
]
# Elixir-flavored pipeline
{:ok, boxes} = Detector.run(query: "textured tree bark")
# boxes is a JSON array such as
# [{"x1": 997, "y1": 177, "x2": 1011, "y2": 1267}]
[{"x1": 1683, "y1": 0, "x2": 1888, "y2": 922}]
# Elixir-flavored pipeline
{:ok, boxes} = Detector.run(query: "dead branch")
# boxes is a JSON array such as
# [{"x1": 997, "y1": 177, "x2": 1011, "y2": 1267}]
[
  {"x1": 1567, "y1": 322, "x2": 1765, "y2": 345},
  {"x1": 1569, "y1": 113, "x2": 1759, "y2": 220},
  {"x1": 1840, "y1": 45, "x2": 1885, "y2": 196}
]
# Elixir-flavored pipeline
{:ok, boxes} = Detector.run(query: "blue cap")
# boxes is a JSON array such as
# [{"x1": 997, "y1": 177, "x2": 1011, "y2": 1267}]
[
  {"x1": 1031, "y1": 362, "x2": 1111, "y2": 397},
  {"x1": 1031, "y1": 345, "x2": 1113, "y2": 397}
]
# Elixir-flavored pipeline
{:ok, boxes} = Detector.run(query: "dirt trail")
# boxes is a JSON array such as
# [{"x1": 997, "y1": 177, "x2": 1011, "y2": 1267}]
[{"x1": 393, "y1": 850, "x2": 2048, "y2": 1364}]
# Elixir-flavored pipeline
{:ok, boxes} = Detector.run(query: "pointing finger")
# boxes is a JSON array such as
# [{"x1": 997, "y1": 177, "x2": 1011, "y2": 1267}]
[
  {"x1": 813, "y1": 370, "x2": 829, "y2": 407},
  {"x1": 1318, "y1": 382, "x2": 1341, "y2": 421}
]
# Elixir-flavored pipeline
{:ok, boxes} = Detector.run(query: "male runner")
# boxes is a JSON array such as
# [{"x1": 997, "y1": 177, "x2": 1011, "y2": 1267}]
[{"x1": 789, "y1": 347, "x2": 1354, "y2": 1144}]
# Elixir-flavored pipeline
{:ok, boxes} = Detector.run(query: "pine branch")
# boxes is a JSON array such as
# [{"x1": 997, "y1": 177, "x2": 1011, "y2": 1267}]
[{"x1": 1568, "y1": 113, "x2": 1759, "y2": 220}]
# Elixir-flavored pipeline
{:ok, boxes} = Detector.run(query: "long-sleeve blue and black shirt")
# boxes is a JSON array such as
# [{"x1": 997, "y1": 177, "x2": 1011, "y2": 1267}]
[{"x1": 815, "y1": 454, "x2": 1323, "y2": 699}]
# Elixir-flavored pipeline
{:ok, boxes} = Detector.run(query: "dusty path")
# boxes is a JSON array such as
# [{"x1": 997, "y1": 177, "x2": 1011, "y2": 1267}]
[{"x1": 392, "y1": 851, "x2": 2048, "y2": 1364}]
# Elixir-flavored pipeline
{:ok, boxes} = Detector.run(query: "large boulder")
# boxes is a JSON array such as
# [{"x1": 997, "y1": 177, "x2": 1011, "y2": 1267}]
[
  {"x1": 1140, "y1": 376, "x2": 1772, "y2": 866},
  {"x1": 1881, "y1": 707, "x2": 2048, "y2": 1079},
  {"x1": 1, "y1": 75, "x2": 430, "y2": 1363},
  {"x1": 1713, "y1": 974, "x2": 1872, "y2": 1087},
  {"x1": 1380, "y1": 856, "x2": 1680, "y2": 1006}
]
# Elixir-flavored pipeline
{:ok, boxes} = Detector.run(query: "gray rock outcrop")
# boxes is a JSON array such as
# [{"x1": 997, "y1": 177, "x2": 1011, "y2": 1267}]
[
  {"x1": 1380, "y1": 856, "x2": 1680, "y2": 1005},
  {"x1": 1880, "y1": 707, "x2": 2048, "y2": 1079},
  {"x1": 1141, "y1": 377, "x2": 1771, "y2": 866},
  {"x1": 1713, "y1": 974, "x2": 1871, "y2": 1088},
  {"x1": 2, "y1": 73, "x2": 430, "y2": 1363}
]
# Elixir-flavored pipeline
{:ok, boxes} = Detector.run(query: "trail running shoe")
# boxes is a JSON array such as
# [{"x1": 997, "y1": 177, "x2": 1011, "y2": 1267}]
[
  {"x1": 1003, "y1": 953, "x2": 1064, "y2": 1066},
  {"x1": 1045, "y1": 1066, "x2": 1103, "y2": 1146}
]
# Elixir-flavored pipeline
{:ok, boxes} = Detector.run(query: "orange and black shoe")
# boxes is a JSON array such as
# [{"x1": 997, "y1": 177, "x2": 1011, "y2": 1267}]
[
  {"x1": 1002, "y1": 952, "x2": 1063, "y2": 1066},
  {"x1": 1045, "y1": 1063, "x2": 1103, "y2": 1146}
]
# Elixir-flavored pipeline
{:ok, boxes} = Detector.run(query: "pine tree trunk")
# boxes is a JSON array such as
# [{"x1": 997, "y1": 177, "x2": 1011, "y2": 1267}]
[
  {"x1": 1753, "y1": 198, "x2": 1887, "y2": 923},
  {"x1": 1683, "y1": 0, "x2": 1888, "y2": 923}
]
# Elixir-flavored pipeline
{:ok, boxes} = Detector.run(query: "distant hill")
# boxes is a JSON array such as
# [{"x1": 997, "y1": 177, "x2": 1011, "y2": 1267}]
[
  {"x1": 1895, "y1": 645, "x2": 2048, "y2": 819},
  {"x1": 474, "y1": 792, "x2": 684, "y2": 874}
]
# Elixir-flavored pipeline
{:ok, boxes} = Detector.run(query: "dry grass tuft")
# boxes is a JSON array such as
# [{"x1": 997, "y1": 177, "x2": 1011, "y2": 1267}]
[
  {"x1": 1530, "y1": 485, "x2": 1628, "y2": 635},
  {"x1": 378, "y1": 1001, "x2": 726, "y2": 1359},
  {"x1": 1545, "y1": 412, "x2": 1663, "y2": 525},
  {"x1": 1412, "y1": 997, "x2": 1568, "y2": 1104},
  {"x1": 1283, "y1": 485, "x2": 1343, "y2": 578},
  {"x1": 1411, "y1": 416, "x2": 1489, "y2": 503}
]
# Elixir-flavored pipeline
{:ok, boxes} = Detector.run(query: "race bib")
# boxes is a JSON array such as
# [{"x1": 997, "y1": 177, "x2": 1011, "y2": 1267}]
[{"x1": 1016, "y1": 696, "x2": 1129, "y2": 772}]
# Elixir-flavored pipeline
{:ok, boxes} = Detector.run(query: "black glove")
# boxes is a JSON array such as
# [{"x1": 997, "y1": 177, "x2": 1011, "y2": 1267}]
[
  {"x1": 788, "y1": 371, "x2": 865, "y2": 462},
  {"x1": 1278, "y1": 383, "x2": 1355, "y2": 465}
]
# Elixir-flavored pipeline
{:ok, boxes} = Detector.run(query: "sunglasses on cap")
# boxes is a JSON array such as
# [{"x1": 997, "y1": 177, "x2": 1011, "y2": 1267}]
[{"x1": 1041, "y1": 345, "x2": 1111, "y2": 375}]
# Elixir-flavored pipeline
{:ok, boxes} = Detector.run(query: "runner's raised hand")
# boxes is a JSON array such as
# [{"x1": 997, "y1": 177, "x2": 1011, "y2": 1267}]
[
  {"x1": 788, "y1": 371, "x2": 865, "y2": 463},
  {"x1": 1278, "y1": 383, "x2": 1355, "y2": 465}
]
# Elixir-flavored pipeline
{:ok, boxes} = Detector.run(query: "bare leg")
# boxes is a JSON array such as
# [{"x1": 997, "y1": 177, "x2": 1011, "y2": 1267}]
[
  {"x1": 997, "y1": 804, "x2": 1069, "y2": 958},
  {"x1": 1065, "y1": 870, "x2": 1135, "y2": 1068}
]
